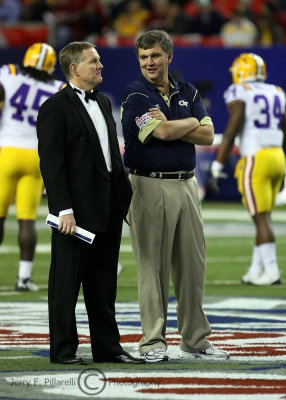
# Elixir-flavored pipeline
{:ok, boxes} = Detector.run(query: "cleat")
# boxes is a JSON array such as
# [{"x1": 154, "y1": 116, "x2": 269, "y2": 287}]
[
  {"x1": 248, "y1": 271, "x2": 281, "y2": 286},
  {"x1": 141, "y1": 347, "x2": 169, "y2": 363},
  {"x1": 15, "y1": 277, "x2": 39, "y2": 292},
  {"x1": 241, "y1": 270, "x2": 261, "y2": 284},
  {"x1": 179, "y1": 345, "x2": 229, "y2": 360}
]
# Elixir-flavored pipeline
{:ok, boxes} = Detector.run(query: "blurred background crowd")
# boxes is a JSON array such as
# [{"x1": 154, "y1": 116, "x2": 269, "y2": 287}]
[{"x1": 1, "y1": 0, "x2": 286, "y2": 48}]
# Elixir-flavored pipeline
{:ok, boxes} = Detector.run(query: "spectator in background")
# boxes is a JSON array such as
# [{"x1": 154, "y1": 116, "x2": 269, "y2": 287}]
[
  {"x1": 21, "y1": 0, "x2": 74, "y2": 46},
  {"x1": 0, "y1": 0, "x2": 22, "y2": 22},
  {"x1": 50, "y1": 0, "x2": 107, "y2": 44},
  {"x1": 112, "y1": 0, "x2": 150, "y2": 37},
  {"x1": 256, "y1": 15, "x2": 283, "y2": 46},
  {"x1": 234, "y1": 0, "x2": 255, "y2": 22},
  {"x1": 78, "y1": 0, "x2": 108, "y2": 41},
  {"x1": 276, "y1": 0, "x2": 286, "y2": 11},
  {"x1": 146, "y1": 0, "x2": 168, "y2": 30},
  {"x1": 220, "y1": 7, "x2": 258, "y2": 47},
  {"x1": 21, "y1": 0, "x2": 50, "y2": 22},
  {"x1": 22, "y1": 0, "x2": 108, "y2": 47},
  {"x1": 161, "y1": 1, "x2": 191, "y2": 34},
  {"x1": 256, "y1": 1, "x2": 284, "y2": 46},
  {"x1": 0, "y1": 30, "x2": 7, "y2": 47},
  {"x1": 191, "y1": 0, "x2": 225, "y2": 36}
]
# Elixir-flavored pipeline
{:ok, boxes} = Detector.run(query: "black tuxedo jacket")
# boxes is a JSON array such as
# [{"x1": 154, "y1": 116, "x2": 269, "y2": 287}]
[{"x1": 37, "y1": 84, "x2": 132, "y2": 233}]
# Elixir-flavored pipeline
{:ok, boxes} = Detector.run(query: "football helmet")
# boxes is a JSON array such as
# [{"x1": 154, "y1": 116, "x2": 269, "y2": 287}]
[
  {"x1": 229, "y1": 53, "x2": 266, "y2": 84},
  {"x1": 23, "y1": 43, "x2": 56, "y2": 75}
]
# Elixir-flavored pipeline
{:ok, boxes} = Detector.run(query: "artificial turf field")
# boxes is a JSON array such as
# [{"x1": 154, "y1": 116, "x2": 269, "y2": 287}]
[{"x1": 0, "y1": 198, "x2": 286, "y2": 399}]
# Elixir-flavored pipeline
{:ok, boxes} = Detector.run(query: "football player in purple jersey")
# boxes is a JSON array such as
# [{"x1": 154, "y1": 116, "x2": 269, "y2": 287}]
[{"x1": 0, "y1": 43, "x2": 66, "y2": 291}]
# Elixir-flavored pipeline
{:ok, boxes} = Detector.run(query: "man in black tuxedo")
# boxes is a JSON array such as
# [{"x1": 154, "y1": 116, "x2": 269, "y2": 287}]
[{"x1": 37, "y1": 42, "x2": 142, "y2": 365}]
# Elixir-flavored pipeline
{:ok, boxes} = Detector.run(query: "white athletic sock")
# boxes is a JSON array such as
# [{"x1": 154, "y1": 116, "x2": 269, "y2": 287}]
[
  {"x1": 248, "y1": 246, "x2": 262, "y2": 274},
  {"x1": 18, "y1": 260, "x2": 33, "y2": 280},
  {"x1": 258, "y1": 243, "x2": 280, "y2": 275}
]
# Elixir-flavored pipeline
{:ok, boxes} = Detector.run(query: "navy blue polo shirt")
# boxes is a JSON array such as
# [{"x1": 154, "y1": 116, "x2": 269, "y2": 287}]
[{"x1": 121, "y1": 74, "x2": 210, "y2": 171}]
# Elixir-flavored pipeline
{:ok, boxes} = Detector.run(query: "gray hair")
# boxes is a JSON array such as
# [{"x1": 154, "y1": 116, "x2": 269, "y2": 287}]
[
  {"x1": 59, "y1": 42, "x2": 95, "y2": 80},
  {"x1": 135, "y1": 30, "x2": 173, "y2": 57}
]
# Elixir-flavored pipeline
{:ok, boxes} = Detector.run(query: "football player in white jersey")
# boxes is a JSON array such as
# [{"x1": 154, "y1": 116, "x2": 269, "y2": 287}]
[
  {"x1": 0, "y1": 43, "x2": 66, "y2": 291},
  {"x1": 209, "y1": 53, "x2": 286, "y2": 286}
]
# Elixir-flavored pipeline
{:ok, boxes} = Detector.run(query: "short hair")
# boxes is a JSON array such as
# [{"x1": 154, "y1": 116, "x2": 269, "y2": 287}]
[
  {"x1": 135, "y1": 30, "x2": 173, "y2": 57},
  {"x1": 59, "y1": 42, "x2": 95, "y2": 80}
]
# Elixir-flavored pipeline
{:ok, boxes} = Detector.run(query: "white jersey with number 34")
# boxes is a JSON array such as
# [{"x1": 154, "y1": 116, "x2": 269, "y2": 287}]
[
  {"x1": 0, "y1": 64, "x2": 65, "y2": 149},
  {"x1": 224, "y1": 81, "x2": 286, "y2": 156}
]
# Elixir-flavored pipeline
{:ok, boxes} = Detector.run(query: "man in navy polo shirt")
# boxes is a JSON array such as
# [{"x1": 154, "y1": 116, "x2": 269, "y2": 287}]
[{"x1": 121, "y1": 29, "x2": 229, "y2": 363}]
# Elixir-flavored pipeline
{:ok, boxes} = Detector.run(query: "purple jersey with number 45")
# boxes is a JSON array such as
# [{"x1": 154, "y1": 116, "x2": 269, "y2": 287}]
[{"x1": 0, "y1": 64, "x2": 65, "y2": 149}]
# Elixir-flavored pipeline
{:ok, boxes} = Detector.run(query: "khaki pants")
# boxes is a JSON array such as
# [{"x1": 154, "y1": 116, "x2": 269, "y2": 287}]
[{"x1": 128, "y1": 174, "x2": 211, "y2": 355}]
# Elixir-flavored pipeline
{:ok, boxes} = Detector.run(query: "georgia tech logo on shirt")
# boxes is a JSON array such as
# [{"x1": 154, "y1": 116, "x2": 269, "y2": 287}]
[
  {"x1": 179, "y1": 100, "x2": 189, "y2": 106},
  {"x1": 135, "y1": 112, "x2": 152, "y2": 130}
]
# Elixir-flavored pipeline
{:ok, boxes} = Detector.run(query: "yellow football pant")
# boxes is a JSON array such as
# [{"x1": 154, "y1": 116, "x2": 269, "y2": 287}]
[{"x1": 0, "y1": 147, "x2": 43, "y2": 219}]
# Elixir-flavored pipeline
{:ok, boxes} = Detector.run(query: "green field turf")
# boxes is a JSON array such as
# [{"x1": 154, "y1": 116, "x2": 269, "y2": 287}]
[
  {"x1": 1, "y1": 199, "x2": 286, "y2": 399},
  {"x1": 0, "y1": 198, "x2": 285, "y2": 302}
]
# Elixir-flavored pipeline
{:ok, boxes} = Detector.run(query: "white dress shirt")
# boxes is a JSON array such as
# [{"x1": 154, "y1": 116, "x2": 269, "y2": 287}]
[
  {"x1": 60, "y1": 83, "x2": 112, "y2": 217},
  {"x1": 70, "y1": 83, "x2": 112, "y2": 171}
]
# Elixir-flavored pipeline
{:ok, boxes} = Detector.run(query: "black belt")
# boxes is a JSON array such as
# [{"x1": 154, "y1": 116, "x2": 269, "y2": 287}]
[{"x1": 129, "y1": 168, "x2": 194, "y2": 180}]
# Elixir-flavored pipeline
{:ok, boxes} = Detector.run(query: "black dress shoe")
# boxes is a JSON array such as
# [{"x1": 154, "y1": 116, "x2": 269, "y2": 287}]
[
  {"x1": 53, "y1": 355, "x2": 87, "y2": 365},
  {"x1": 114, "y1": 351, "x2": 145, "y2": 364}
]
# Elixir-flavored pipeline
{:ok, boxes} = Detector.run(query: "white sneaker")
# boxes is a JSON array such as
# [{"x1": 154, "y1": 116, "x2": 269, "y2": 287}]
[
  {"x1": 141, "y1": 347, "x2": 169, "y2": 363},
  {"x1": 241, "y1": 270, "x2": 261, "y2": 284},
  {"x1": 179, "y1": 345, "x2": 229, "y2": 360},
  {"x1": 248, "y1": 271, "x2": 281, "y2": 286},
  {"x1": 15, "y1": 277, "x2": 39, "y2": 292}
]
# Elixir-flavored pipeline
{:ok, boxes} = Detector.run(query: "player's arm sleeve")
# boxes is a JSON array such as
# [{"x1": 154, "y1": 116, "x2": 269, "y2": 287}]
[
  {"x1": 139, "y1": 119, "x2": 162, "y2": 143},
  {"x1": 177, "y1": 87, "x2": 214, "y2": 145},
  {"x1": 121, "y1": 91, "x2": 162, "y2": 144},
  {"x1": 200, "y1": 116, "x2": 213, "y2": 127},
  {"x1": 223, "y1": 83, "x2": 247, "y2": 104}
]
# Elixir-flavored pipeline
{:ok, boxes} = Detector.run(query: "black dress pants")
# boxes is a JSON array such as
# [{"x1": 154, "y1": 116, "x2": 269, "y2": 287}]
[{"x1": 48, "y1": 187, "x2": 124, "y2": 362}]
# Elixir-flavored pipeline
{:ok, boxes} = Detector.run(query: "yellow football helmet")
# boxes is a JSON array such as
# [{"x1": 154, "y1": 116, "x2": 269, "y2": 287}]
[
  {"x1": 23, "y1": 43, "x2": 56, "y2": 75},
  {"x1": 229, "y1": 53, "x2": 266, "y2": 84}
]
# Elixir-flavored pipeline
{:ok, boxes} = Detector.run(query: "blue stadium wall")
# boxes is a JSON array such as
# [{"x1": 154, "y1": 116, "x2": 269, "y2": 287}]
[
  {"x1": 2, "y1": 45, "x2": 285, "y2": 200},
  {"x1": 2, "y1": 45, "x2": 286, "y2": 133}
]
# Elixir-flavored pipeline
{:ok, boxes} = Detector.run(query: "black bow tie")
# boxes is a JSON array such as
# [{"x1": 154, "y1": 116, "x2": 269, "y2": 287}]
[
  {"x1": 73, "y1": 87, "x2": 97, "y2": 103},
  {"x1": 84, "y1": 90, "x2": 97, "y2": 103}
]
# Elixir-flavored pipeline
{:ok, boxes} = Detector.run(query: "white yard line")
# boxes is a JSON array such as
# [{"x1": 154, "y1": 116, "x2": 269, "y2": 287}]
[{"x1": 7, "y1": 204, "x2": 286, "y2": 222}]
